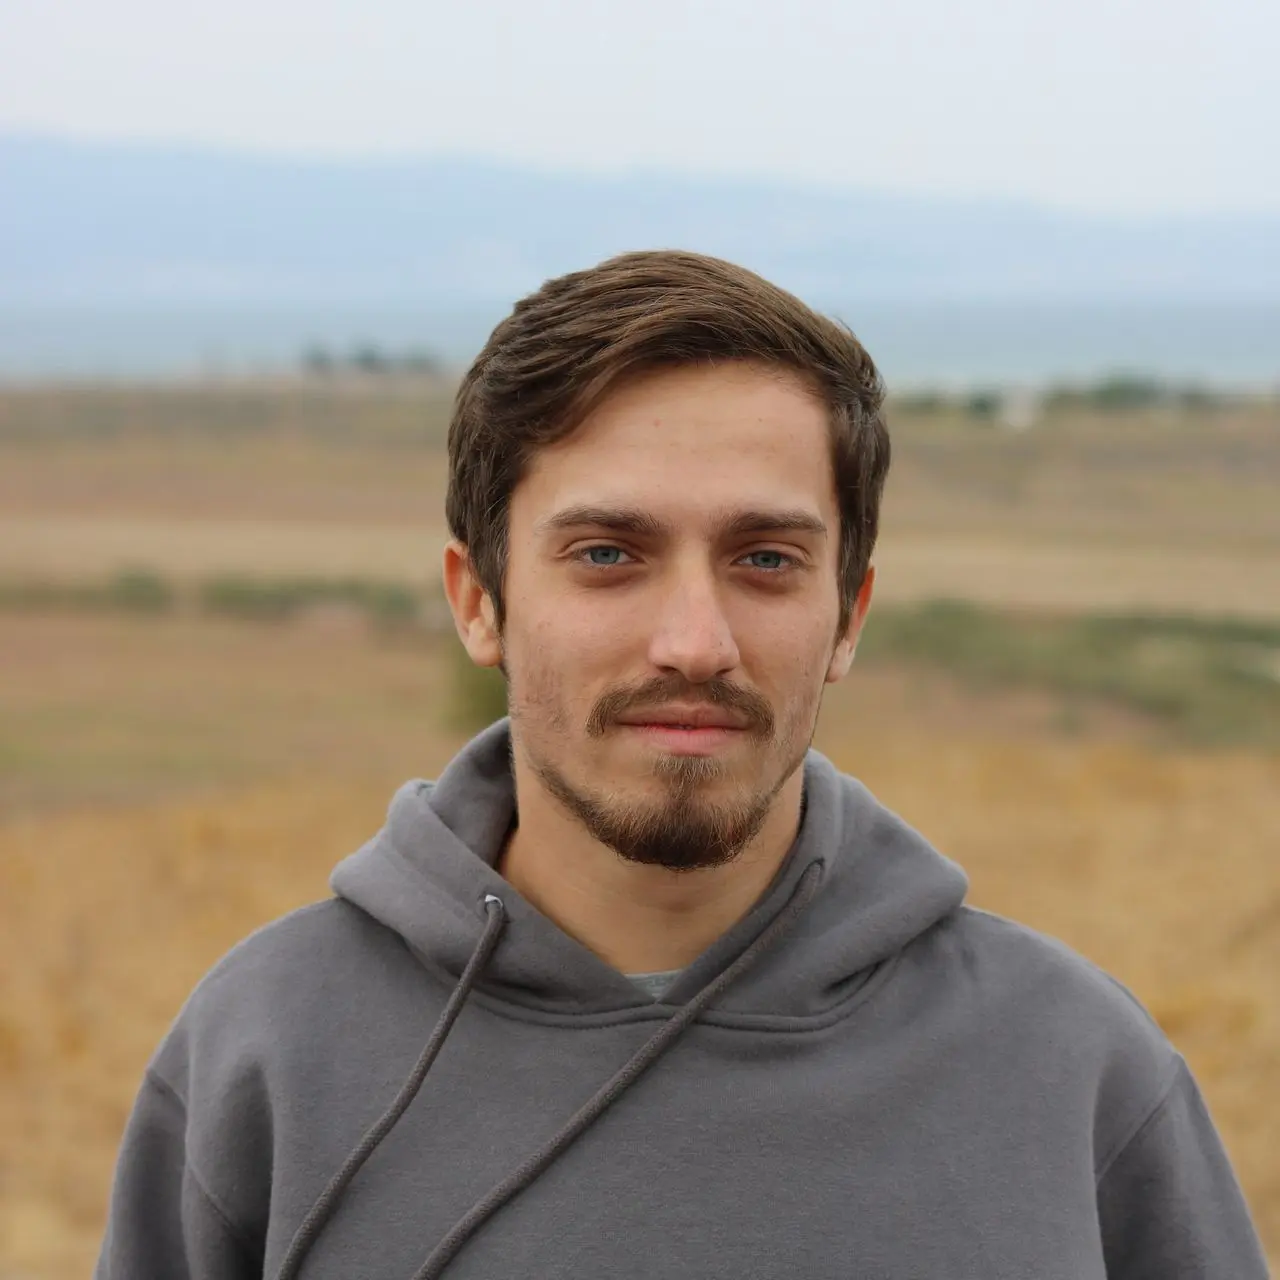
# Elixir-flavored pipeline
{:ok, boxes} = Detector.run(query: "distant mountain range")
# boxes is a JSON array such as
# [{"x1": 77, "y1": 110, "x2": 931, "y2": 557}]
[{"x1": 4, "y1": 134, "x2": 1279, "y2": 308}]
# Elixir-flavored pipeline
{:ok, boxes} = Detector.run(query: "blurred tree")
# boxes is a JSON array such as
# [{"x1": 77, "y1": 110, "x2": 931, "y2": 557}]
[
  {"x1": 301, "y1": 344, "x2": 334, "y2": 375},
  {"x1": 351, "y1": 344, "x2": 388, "y2": 374},
  {"x1": 964, "y1": 389, "x2": 1003, "y2": 420}
]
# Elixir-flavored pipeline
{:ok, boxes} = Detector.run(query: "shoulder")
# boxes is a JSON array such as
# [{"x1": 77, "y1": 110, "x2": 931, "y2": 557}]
[
  {"x1": 937, "y1": 904, "x2": 1174, "y2": 1059},
  {"x1": 149, "y1": 897, "x2": 418, "y2": 1099},
  {"x1": 944, "y1": 904, "x2": 1161, "y2": 1010},
  {"x1": 924, "y1": 906, "x2": 1181, "y2": 1160},
  {"x1": 196, "y1": 896, "x2": 405, "y2": 1011}
]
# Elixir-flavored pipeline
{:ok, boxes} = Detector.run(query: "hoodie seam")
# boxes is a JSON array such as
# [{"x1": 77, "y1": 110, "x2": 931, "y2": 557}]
[
  {"x1": 1092, "y1": 1053, "x2": 1184, "y2": 1186},
  {"x1": 145, "y1": 1069, "x2": 263, "y2": 1268},
  {"x1": 421, "y1": 947, "x2": 906, "y2": 1033},
  {"x1": 373, "y1": 847, "x2": 846, "y2": 1023}
]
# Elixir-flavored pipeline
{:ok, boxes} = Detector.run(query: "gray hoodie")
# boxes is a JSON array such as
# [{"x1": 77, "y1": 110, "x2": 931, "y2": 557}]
[{"x1": 96, "y1": 720, "x2": 1268, "y2": 1279}]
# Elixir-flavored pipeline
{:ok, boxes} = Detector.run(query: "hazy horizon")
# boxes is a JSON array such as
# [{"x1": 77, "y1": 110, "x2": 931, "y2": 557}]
[
  {"x1": 3, "y1": 0, "x2": 1277, "y2": 217},
  {"x1": 4, "y1": 0, "x2": 1276, "y2": 385},
  {"x1": 4, "y1": 298, "x2": 1278, "y2": 389}
]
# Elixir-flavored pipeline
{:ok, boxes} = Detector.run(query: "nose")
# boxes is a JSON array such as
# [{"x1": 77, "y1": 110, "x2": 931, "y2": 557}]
[{"x1": 646, "y1": 564, "x2": 741, "y2": 683}]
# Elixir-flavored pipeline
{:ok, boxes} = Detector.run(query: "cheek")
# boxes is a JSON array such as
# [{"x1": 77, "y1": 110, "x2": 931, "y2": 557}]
[
  {"x1": 528, "y1": 588, "x2": 645, "y2": 669},
  {"x1": 787, "y1": 650, "x2": 832, "y2": 715},
  {"x1": 739, "y1": 610, "x2": 834, "y2": 691},
  {"x1": 504, "y1": 608, "x2": 617, "y2": 715}
]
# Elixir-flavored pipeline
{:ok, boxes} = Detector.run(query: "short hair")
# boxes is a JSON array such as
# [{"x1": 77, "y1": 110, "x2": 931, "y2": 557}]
[{"x1": 446, "y1": 249, "x2": 890, "y2": 631}]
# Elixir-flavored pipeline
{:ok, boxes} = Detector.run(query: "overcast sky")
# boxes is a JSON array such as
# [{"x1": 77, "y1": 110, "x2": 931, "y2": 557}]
[{"x1": 2, "y1": 0, "x2": 1277, "y2": 216}]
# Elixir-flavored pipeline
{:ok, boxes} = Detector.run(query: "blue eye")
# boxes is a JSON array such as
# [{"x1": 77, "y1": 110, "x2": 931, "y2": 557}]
[
  {"x1": 584, "y1": 546, "x2": 626, "y2": 566},
  {"x1": 744, "y1": 551, "x2": 790, "y2": 570}
]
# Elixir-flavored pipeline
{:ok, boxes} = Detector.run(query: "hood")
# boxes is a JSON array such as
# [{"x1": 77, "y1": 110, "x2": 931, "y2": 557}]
[{"x1": 331, "y1": 719, "x2": 969, "y2": 1021}]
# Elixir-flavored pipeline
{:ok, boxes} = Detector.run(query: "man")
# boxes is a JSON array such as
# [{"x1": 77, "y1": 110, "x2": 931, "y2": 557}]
[{"x1": 97, "y1": 251, "x2": 1268, "y2": 1279}]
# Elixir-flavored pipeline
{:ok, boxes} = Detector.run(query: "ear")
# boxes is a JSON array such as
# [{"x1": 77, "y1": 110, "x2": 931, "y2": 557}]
[
  {"x1": 825, "y1": 565, "x2": 875, "y2": 684},
  {"x1": 442, "y1": 540, "x2": 503, "y2": 667}
]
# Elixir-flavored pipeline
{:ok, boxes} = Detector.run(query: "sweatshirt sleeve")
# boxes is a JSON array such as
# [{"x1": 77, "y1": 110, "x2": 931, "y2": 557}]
[
  {"x1": 1096, "y1": 1056, "x2": 1270, "y2": 1279},
  {"x1": 95, "y1": 1070, "x2": 260, "y2": 1280}
]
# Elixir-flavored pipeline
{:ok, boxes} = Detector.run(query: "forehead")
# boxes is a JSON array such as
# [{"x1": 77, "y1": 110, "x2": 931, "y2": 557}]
[{"x1": 514, "y1": 362, "x2": 837, "y2": 526}]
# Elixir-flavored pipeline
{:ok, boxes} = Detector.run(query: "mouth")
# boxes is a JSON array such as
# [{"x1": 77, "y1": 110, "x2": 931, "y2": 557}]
[{"x1": 613, "y1": 707, "x2": 751, "y2": 755}]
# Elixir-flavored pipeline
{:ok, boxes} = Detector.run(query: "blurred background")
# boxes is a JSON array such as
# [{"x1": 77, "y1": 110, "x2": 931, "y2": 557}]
[{"x1": 1, "y1": 0, "x2": 1278, "y2": 1274}]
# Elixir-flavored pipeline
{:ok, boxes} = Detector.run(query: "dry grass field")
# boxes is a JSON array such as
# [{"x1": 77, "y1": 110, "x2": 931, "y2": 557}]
[
  {"x1": 3, "y1": 383, "x2": 1280, "y2": 611},
  {"x1": 1, "y1": 382, "x2": 1278, "y2": 1276}
]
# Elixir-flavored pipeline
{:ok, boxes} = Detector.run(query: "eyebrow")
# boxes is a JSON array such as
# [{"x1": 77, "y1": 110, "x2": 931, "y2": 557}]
[
  {"x1": 535, "y1": 504, "x2": 827, "y2": 540},
  {"x1": 535, "y1": 505, "x2": 666, "y2": 538},
  {"x1": 721, "y1": 509, "x2": 828, "y2": 538}
]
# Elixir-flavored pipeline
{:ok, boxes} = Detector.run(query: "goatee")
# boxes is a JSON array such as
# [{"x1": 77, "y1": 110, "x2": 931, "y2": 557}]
[{"x1": 532, "y1": 751, "x2": 779, "y2": 871}]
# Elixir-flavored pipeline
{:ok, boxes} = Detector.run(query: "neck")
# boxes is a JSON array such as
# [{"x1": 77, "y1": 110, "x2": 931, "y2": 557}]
[{"x1": 497, "y1": 758, "x2": 805, "y2": 974}]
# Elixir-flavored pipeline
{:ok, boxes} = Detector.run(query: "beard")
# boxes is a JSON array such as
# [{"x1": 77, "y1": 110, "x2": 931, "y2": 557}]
[
  {"x1": 532, "y1": 752, "x2": 779, "y2": 871},
  {"x1": 522, "y1": 673, "x2": 806, "y2": 872}
]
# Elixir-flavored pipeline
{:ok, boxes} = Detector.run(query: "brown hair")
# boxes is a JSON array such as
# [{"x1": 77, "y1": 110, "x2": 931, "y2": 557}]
[{"x1": 446, "y1": 249, "x2": 890, "y2": 631}]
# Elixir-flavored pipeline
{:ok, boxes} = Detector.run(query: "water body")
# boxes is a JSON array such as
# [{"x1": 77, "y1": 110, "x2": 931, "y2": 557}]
[{"x1": 1, "y1": 300, "x2": 1277, "y2": 389}]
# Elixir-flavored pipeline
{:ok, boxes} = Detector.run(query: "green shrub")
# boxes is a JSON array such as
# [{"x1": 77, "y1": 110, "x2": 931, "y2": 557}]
[
  {"x1": 1043, "y1": 375, "x2": 1168, "y2": 414},
  {"x1": 446, "y1": 639, "x2": 508, "y2": 733},
  {"x1": 104, "y1": 569, "x2": 174, "y2": 614},
  {"x1": 360, "y1": 583, "x2": 419, "y2": 627},
  {"x1": 0, "y1": 569, "x2": 174, "y2": 614},
  {"x1": 857, "y1": 600, "x2": 1280, "y2": 745},
  {"x1": 199, "y1": 577, "x2": 313, "y2": 620},
  {"x1": 196, "y1": 575, "x2": 420, "y2": 625},
  {"x1": 1088, "y1": 375, "x2": 1165, "y2": 411},
  {"x1": 0, "y1": 580, "x2": 80, "y2": 610}
]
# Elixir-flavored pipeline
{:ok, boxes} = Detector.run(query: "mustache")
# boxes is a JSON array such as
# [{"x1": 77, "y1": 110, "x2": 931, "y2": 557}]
[{"x1": 586, "y1": 675, "x2": 775, "y2": 739}]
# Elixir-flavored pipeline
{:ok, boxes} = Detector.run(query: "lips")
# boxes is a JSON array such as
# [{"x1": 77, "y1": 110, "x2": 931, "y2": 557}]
[
  {"x1": 587, "y1": 677, "x2": 774, "y2": 742},
  {"x1": 614, "y1": 706, "x2": 747, "y2": 731}
]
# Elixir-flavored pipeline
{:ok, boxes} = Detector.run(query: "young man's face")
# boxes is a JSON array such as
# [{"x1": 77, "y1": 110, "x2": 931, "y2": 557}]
[{"x1": 457, "y1": 361, "x2": 873, "y2": 870}]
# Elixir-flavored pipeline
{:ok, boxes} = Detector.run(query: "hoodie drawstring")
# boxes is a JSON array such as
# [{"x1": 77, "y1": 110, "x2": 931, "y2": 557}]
[
  {"x1": 273, "y1": 892, "x2": 509, "y2": 1280},
  {"x1": 279, "y1": 863, "x2": 822, "y2": 1280}
]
